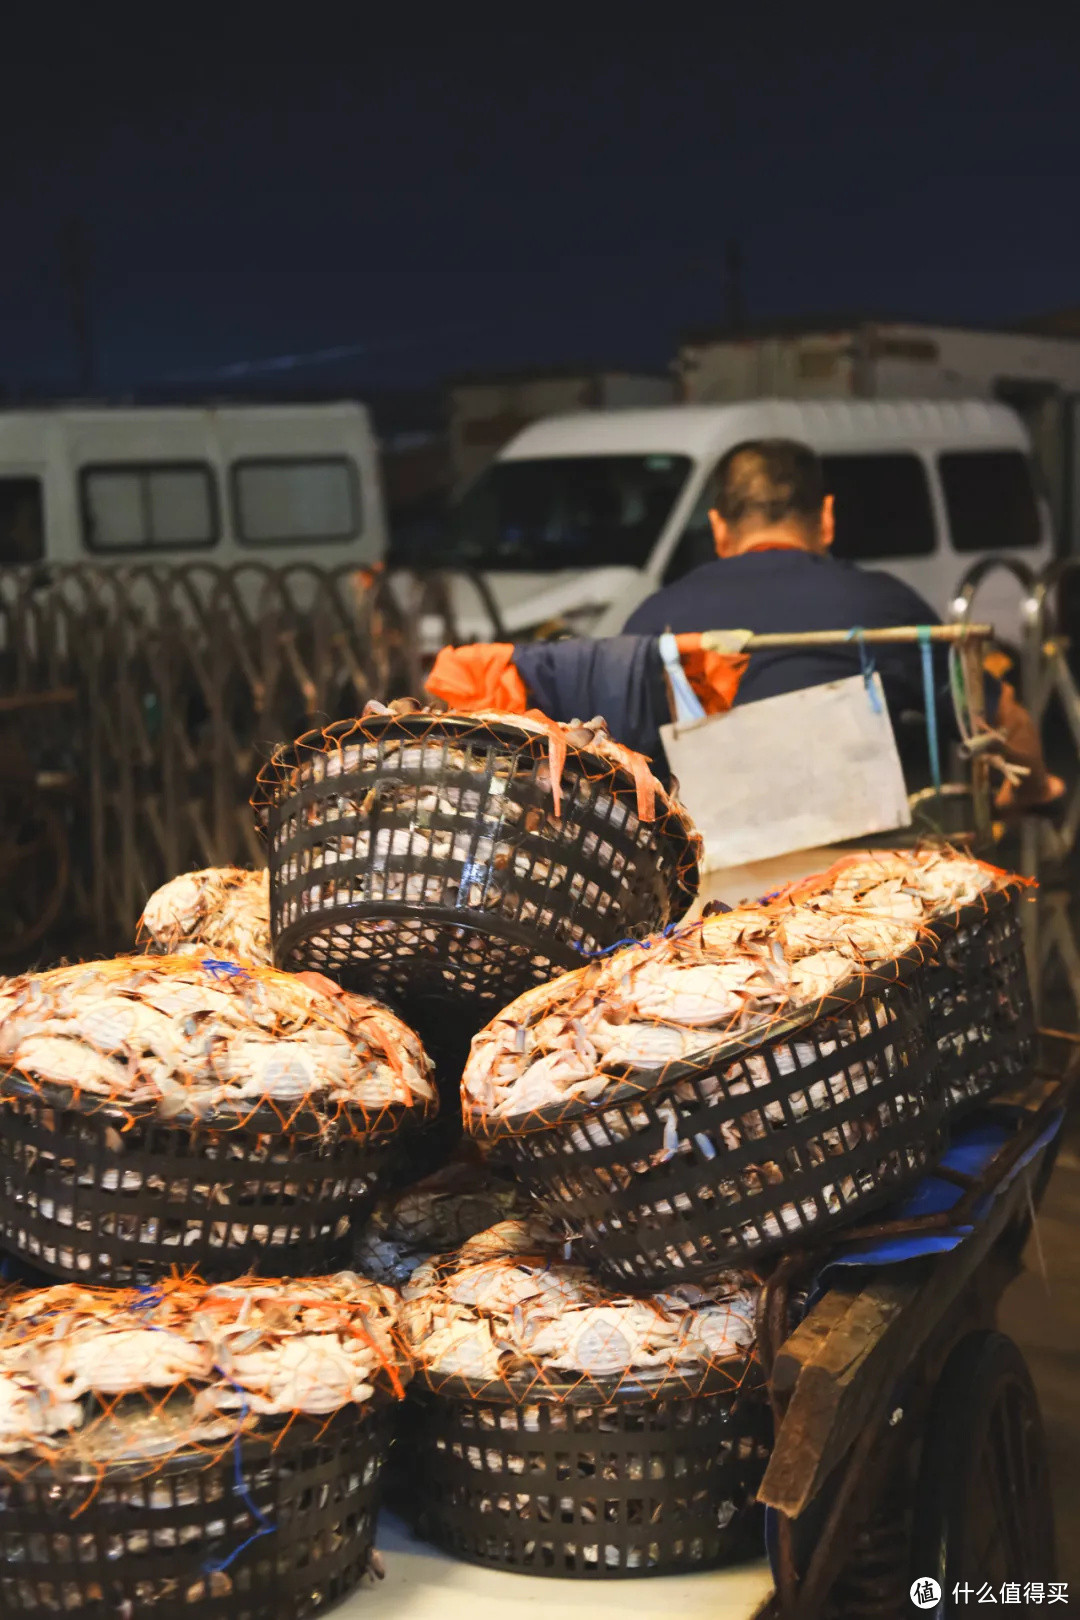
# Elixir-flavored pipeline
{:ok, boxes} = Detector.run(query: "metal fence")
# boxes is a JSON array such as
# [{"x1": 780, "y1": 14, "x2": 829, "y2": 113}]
[{"x1": 0, "y1": 563, "x2": 464, "y2": 959}]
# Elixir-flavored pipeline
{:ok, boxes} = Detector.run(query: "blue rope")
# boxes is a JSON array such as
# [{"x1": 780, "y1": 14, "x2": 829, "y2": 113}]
[
  {"x1": 202, "y1": 1399, "x2": 275, "y2": 1576},
  {"x1": 571, "y1": 921, "x2": 686, "y2": 961},
  {"x1": 846, "y1": 628, "x2": 882, "y2": 713},
  {"x1": 201, "y1": 959, "x2": 249, "y2": 980},
  {"x1": 918, "y1": 627, "x2": 943, "y2": 795}
]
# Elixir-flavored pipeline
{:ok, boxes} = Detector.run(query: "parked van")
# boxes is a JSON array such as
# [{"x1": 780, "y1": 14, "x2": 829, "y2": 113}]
[
  {"x1": 0, "y1": 402, "x2": 387, "y2": 572},
  {"x1": 429, "y1": 398, "x2": 1051, "y2": 645}
]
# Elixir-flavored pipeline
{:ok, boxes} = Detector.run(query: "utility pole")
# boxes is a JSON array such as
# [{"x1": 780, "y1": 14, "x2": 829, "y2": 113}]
[
  {"x1": 724, "y1": 240, "x2": 745, "y2": 332},
  {"x1": 62, "y1": 220, "x2": 95, "y2": 396}
]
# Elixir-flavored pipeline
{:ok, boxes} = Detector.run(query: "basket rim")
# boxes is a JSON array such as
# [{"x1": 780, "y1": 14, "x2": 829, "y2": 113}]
[
  {"x1": 254, "y1": 710, "x2": 701, "y2": 913},
  {"x1": 409, "y1": 1355, "x2": 762, "y2": 1407},
  {"x1": 1, "y1": 1397, "x2": 389, "y2": 1487},
  {"x1": 465, "y1": 938, "x2": 931, "y2": 1141},
  {"x1": 0, "y1": 1068, "x2": 433, "y2": 1137}
]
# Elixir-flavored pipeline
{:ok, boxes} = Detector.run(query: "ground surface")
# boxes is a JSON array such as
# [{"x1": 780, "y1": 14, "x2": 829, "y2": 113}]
[{"x1": 999, "y1": 1105, "x2": 1080, "y2": 1593}]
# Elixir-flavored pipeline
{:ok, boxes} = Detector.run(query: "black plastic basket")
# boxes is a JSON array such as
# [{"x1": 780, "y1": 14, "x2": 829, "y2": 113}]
[
  {"x1": 470, "y1": 954, "x2": 944, "y2": 1288},
  {"x1": 0, "y1": 1405, "x2": 391, "y2": 1619},
  {"x1": 401, "y1": 1366, "x2": 770, "y2": 1578},
  {"x1": 256, "y1": 715, "x2": 700, "y2": 1059},
  {"x1": 925, "y1": 884, "x2": 1036, "y2": 1119},
  {"x1": 0, "y1": 1081, "x2": 407, "y2": 1285}
]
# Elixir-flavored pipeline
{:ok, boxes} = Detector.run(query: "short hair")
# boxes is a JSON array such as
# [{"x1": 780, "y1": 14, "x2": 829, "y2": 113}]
[{"x1": 710, "y1": 439, "x2": 825, "y2": 536}]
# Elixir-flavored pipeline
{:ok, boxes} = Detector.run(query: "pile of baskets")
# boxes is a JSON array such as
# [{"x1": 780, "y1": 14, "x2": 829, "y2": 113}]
[{"x1": 0, "y1": 953, "x2": 432, "y2": 1616}]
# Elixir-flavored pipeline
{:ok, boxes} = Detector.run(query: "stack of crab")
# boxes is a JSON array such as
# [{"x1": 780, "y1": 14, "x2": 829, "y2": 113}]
[
  {"x1": 461, "y1": 847, "x2": 1024, "y2": 1288},
  {"x1": 395, "y1": 1214, "x2": 772, "y2": 1577},
  {"x1": 0, "y1": 862, "x2": 443, "y2": 1615},
  {"x1": 0, "y1": 1273, "x2": 414, "y2": 1614}
]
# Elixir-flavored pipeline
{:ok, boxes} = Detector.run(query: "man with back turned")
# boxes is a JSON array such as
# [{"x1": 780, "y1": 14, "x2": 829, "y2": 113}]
[{"x1": 623, "y1": 438, "x2": 1059, "y2": 809}]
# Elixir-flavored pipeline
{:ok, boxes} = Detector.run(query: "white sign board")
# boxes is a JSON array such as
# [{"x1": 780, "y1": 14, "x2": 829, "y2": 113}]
[{"x1": 661, "y1": 674, "x2": 911, "y2": 874}]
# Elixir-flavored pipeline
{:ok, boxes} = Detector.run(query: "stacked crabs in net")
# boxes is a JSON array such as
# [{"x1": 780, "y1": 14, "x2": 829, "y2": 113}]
[{"x1": 0, "y1": 692, "x2": 1037, "y2": 1602}]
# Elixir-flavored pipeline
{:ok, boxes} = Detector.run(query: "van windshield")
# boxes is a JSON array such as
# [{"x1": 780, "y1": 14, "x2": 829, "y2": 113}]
[{"x1": 431, "y1": 454, "x2": 694, "y2": 572}]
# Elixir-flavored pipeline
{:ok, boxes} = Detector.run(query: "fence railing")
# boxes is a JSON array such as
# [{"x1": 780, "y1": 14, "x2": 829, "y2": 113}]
[{"x1": 0, "y1": 563, "x2": 461, "y2": 958}]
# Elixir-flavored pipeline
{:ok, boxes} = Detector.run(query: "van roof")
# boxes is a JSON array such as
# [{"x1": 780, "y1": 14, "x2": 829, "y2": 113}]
[
  {"x1": 497, "y1": 397, "x2": 1029, "y2": 462},
  {"x1": 0, "y1": 401, "x2": 367, "y2": 429}
]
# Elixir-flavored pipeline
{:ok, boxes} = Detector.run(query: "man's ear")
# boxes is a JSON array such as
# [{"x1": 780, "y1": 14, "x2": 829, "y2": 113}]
[
  {"x1": 819, "y1": 494, "x2": 835, "y2": 552},
  {"x1": 709, "y1": 508, "x2": 734, "y2": 557}
]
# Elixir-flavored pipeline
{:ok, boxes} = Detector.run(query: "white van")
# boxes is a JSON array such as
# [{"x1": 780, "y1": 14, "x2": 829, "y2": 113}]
[
  {"x1": 0, "y1": 402, "x2": 387, "y2": 571},
  {"x1": 430, "y1": 398, "x2": 1051, "y2": 644}
]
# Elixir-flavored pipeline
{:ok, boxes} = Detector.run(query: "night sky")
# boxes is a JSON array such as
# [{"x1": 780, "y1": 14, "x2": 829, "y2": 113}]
[{"x1": 4, "y1": 18, "x2": 1080, "y2": 402}]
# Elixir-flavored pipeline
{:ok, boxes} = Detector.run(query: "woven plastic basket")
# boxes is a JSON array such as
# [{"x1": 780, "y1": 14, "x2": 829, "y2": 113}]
[
  {"x1": 925, "y1": 883, "x2": 1035, "y2": 1119},
  {"x1": 0, "y1": 1405, "x2": 391, "y2": 1619},
  {"x1": 256, "y1": 715, "x2": 700, "y2": 1057},
  {"x1": 470, "y1": 953, "x2": 944, "y2": 1288},
  {"x1": 401, "y1": 1366, "x2": 770, "y2": 1578},
  {"x1": 0, "y1": 1081, "x2": 409, "y2": 1285}
]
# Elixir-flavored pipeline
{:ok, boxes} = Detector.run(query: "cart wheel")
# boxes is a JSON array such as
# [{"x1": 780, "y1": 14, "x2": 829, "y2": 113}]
[{"x1": 909, "y1": 1331, "x2": 1055, "y2": 1612}]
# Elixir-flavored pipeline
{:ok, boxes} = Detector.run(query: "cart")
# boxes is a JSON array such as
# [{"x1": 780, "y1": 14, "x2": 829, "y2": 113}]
[{"x1": 331, "y1": 1037, "x2": 1070, "y2": 1620}]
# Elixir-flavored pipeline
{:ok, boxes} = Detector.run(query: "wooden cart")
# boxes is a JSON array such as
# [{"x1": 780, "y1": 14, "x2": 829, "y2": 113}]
[{"x1": 340, "y1": 1048, "x2": 1071, "y2": 1620}]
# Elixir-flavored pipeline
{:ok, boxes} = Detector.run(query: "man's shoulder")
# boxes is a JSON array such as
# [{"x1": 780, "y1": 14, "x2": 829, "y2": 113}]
[{"x1": 623, "y1": 562, "x2": 725, "y2": 632}]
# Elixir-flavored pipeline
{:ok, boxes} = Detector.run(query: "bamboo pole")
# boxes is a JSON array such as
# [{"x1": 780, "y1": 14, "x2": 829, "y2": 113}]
[{"x1": 700, "y1": 624, "x2": 992, "y2": 651}]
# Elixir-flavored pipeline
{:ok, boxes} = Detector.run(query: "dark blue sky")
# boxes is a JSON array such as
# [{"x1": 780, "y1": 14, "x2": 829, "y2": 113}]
[{"x1": 4, "y1": 18, "x2": 1080, "y2": 400}]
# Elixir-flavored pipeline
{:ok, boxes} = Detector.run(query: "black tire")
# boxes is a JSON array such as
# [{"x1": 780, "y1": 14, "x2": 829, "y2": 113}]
[{"x1": 909, "y1": 1331, "x2": 1055, "y2": 1614}]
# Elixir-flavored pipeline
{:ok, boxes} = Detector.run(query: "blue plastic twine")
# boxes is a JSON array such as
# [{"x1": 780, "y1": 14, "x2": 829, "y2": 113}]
[
  {"x1": 202, "y1": 1401, "x2": 274, "y2": 1577},
  {"x1": 846, "y1": 628, "x2": 882, "y2": 714},
  {"x1": 201, "y1": 959, "x2": 249, "y2": 981},
  {"x1": 917, "y1": 627, "x2": 943, "y2": 795}
]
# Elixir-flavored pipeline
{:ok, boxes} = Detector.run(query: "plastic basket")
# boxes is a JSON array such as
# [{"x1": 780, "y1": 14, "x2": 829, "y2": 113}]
[
  {"x1": 470, "y1": 954, "x2": 944, "y2": 1287},
  {"x1": 256, "y1": 715, "x2": 700, "y2": 1058},
  {"x1": 0, "y1": 1082, "x2": 406, "y2": 1285},
  {"x1": 925, "y1": 884, "x2": 1036, "y2": 1119},
  {"x1": 0, "y1": 1405, "x2": 391, "y2": 1619},
  {"x1": 401, "y1": 1367, "x2": 771, "y2": 1578}
]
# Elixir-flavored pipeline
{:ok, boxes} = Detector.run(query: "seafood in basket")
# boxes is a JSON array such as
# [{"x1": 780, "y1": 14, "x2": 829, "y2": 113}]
[
  {"x1": 463, "y1": 860, "x2": 945, "y2": 1281},
  {"x1": 398, "y1": 1221, "x2": 770, "y2": 1577},
  {"x1": 0, "y1": 1275, "x2": 407, "y2": 1617},
  {"x1": 0, "y1": 954, "x2": 434, "y2": 1121},
  {"x1": 137, "y1": 866, "x2": 272, "y2": 966},
  {"x1": 0, "y1": 957, "x2": 436, "y2": 1283},
  {"x1": 252, "y1": 706, "x2": 701, "y2": 1055},
  {"x1": 786, "y1": 849, "x2": 1034, "y2": 1116},
  {"x1": 0, "y1": 1272, "x2": 408, "y2": 1465},
  {"x1": 354, "y1": 1159, "x2": 533, "y2": 1287},
  {"x1": 400, "y1": 1218, "x2": 758, "y2": 1387}
]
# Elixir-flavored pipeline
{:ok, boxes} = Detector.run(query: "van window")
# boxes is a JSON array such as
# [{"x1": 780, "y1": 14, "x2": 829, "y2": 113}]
[
  {"x1": 406, "y1": 455, "x2": 693, "y2": 572},
  {"x1": 0, "y1": 478, "x2": 44, "y2": 564},
  {"x1": 82, "y1": 465, "x2": 217, "y2": 552},
  {"x1": 820, "y1": 454, "x2": 936, "y2": 560},
  {"x1": 663, "y1": 489, "x2": 717, "y2": 583},
  {"x1": 233, "y1": 458, "x2": 359, "y2": 545},
  {"x1": 939, "y1": 451, "x2": 1041, "y2": 552}
]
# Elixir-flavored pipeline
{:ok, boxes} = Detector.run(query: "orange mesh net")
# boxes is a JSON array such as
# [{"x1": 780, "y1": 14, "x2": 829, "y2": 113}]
[
  {"x1": 461, "y1": 845, "x2": 1021, "y2": 1135},
  {"x1": 0, "y1": 953, "x2": 436, "y2": 1136},
  {"x1": 399, "y1": 1218, "x2": 763, "y2": 1405},
  {"x1": 0, "y1": 1272, "x2": 411, "y2": 1487},
  {"x1": 136, "y1": 867, "x2": 271, "y2": 967},
  {"x1": 673, "y1": 633, "x2": 748, "y2": 714}
]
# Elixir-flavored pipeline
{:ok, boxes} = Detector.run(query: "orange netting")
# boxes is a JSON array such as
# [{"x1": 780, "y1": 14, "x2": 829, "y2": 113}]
[
  {"x1": 461, "y1": 845, "x2": 1021, "y2": 1134},
  {"x1": 0, "y1": 1272, "x2": 411, "y2": 1487},
  {"x1": 136, "y1": 867, "x2": 271, "y2": 967},
  {"x1": 251, "y1": 707, "x2": 702, "y2": 923},
  {"x1": 398, "y1": 1218, "x2": 763, "y2": 1405},
  {"x1": 673, "y1": 633, "x2": 749, "y2": 714},
  {"x1": 0, "y1": 953, "x2": 436, "y2": 1136}
]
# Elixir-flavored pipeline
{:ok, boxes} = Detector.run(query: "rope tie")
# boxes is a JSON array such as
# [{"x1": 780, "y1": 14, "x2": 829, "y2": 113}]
[
  {"x1": 846, "y1": 628, "x2": 882, "y2": 714},
  {"x1": 917, "y1": 627, "x2": 943, "y2": 795}
]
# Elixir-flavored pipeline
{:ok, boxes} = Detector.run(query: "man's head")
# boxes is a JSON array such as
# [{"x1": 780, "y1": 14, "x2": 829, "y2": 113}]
[{"x1": 708, "y1": 438, "x2": 835, "y2": 558}]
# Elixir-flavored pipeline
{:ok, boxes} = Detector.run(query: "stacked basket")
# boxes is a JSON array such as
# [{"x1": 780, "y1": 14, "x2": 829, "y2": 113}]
[
  {"x1": 250, "y1": 701, "x2": 1036, "y2": 1584},
  {"x1": 0, "y1": 917, "x2": 433, "y2": 1614}
]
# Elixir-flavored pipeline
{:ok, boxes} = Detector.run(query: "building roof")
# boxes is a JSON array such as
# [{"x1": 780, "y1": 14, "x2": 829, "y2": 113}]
[{"x1": 679, "y1": 311, "x2": 1080, "y2": 347}]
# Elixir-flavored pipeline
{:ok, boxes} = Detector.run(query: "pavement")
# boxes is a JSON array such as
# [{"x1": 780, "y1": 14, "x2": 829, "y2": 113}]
[{"x1": 999, "y1": 1105, "x2": 1080, "y2": 1592}]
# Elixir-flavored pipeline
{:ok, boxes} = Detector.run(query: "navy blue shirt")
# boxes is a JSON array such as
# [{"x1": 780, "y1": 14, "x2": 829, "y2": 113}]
[{"x1": 623, "y1": 549, "x2": 996, "y2": 739}]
